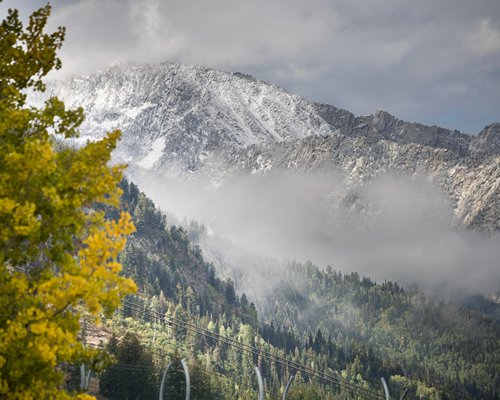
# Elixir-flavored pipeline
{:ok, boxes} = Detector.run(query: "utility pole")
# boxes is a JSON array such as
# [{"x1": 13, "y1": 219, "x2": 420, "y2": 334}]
[
  {"x1": 159, "y1": 358, "x2": 190, "y2": 400},
  {"x1": 282, "y1": 374, "x2": 295, "y2": 400},
  {"x1": 255, "y1": 367, "x2": 264, "y2": 400},
  {"x1": 80, "y1": 319, "x2": 91, "y2": 391},
  {"x1": 381, "y1": 377, "x2": 409, "y2": 400}
]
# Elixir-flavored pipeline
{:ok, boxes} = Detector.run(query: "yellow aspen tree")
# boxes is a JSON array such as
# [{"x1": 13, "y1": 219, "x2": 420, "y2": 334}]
[{"x1": 0, "y1": 3, "x2": 137, "y2": 399}]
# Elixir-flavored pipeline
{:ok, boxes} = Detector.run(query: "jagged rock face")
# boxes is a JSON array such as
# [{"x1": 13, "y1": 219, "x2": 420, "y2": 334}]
[
  {"x1": 470, "y1": 123, "x2": 500, "y2": 158},
  {"x1": 30, "y1": 62, "x2": 499, "y2": 231},
  {"x1": 313, "y1": 105, "x2": 473, "y2": 157}
]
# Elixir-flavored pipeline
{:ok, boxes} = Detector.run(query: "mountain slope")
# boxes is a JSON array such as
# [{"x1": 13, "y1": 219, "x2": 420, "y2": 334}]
[
  {"x1": 33, "y1": 62, "x2": 334, "y2": 170},
  {"x1": 108, "y1": 181, "x2": 500, "y2": 400},
  {"x1": 30, "y1": 61, "x2": 499, "y2": 231},
  {"x1": 224, "y1": 133, "x2": 499, "y2": 230}
]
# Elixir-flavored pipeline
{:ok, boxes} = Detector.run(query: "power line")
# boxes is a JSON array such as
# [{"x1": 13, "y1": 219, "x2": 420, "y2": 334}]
[
  {"x1": 8, "y1": 264, "x2": 452, "y2": 399},
  {"x1": 122, "y1": 299, "x2": 382, "y2": 399},
  {"x1": 121, "y1": 298, "x2": 385, "y2": 400},
  {"x1": 6, "y1": 264, "x2": 414, "y2": 399},
  {"x1": 104, "y1": 364, "x2": 157, "y2": 371}
]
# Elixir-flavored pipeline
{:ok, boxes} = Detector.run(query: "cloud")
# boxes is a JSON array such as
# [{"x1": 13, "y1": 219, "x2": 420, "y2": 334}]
[
  {"x1": 11, "y1": 0, "x2": 500, "y2": 133},
  {"x1": 133, "y1": 169, "x2": 500, "y2": 297},
  {"x1": 466, "y1": 18, "x2": 500, "y2": 55}
]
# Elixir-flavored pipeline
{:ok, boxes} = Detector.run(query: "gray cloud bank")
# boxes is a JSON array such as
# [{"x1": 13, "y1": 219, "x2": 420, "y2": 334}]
[
  {"x1": 134, "y1": 169, "x2": 500, "y2": 296},
  {"x1": 12, "y1": 0, "x2": 500, "y2": 133}
]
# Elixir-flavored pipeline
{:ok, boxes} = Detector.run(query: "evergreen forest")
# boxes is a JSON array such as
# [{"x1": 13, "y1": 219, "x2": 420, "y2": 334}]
[{"x1": 89, "y1": 179, "x2": 500, "y2": 399}]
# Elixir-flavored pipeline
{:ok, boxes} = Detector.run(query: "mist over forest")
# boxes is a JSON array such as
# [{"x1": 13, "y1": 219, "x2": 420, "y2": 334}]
[{"x1": 130, "y1": 168, "x2": 500, "y2": 296}]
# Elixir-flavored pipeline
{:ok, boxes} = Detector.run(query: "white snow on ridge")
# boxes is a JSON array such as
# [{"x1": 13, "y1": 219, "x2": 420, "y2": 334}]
[
  {"x1": 31, "y1": 61, "x2": 338, "y2": 175},
  {"x1": 137, "y1": 136, "x2": 165, "y2": 169},
  {"x1": 125, "y1": 102, "x2": 154, "y2": 119}
]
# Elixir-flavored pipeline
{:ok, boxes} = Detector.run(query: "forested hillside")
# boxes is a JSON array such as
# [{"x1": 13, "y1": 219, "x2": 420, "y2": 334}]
[
  {"x1": 115, "y1": 179, "x2": 258, "y2": 326},
  {"x1": 263, "y1": 262, "x2": 500, "y2": 398},
  {"x1": 89, "y1": 180, "x2": 500, "y2": 399}
]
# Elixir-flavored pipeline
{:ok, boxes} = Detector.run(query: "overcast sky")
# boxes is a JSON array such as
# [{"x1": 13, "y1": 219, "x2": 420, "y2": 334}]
[{"x1": 12, "y1": 0, "x2": 500, "y2": 134}]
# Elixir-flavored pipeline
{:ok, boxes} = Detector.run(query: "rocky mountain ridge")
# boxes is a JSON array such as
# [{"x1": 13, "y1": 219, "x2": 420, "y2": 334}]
[
  {"x1": 224, "y1": 132, "x2": 498, "y2": 230},
  {"x1": 29, "y1": 61, "x2": 499, "y2": 231}
]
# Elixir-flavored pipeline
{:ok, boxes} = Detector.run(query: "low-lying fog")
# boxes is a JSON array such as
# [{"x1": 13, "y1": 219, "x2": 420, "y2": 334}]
[{"x1": 131, "y1": 168, "x2": 500, "y2": 296}]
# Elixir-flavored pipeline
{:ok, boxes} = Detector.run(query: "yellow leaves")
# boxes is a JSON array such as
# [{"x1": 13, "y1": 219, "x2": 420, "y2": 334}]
[
  {"x1": 0, "y1": 198, "x2": 40, "y2": 242},
  {"x1": 0, "y1": 128, "x2": 129, "y2": 266},
  {"x1": 26, "y1": 211, "x2": 137, "y2": 350},
  {"x1": 74, "y1": 212, "x2": 137, "y2": 316},
  {"x1": 0, "y1": 198, "x2": 16, "y2": 214},
  {"x1": 42, "y1": 185, "x2": 62, "y2": 207},
  {"x1": 0, "y1": 4, "x2": 138, "y2": 399},
  {"x1": 12, "y1": 202, "x2": 39, "y2": 236},
  {"x1": 24, "y1": 139, "x2": 57, "y2": 174},
  {"x1": 0, "y1": 266, "x2": 92, "y2": 397},
  {"x1": 76, "y1": 394, "x2": 96, "y2": 400}
]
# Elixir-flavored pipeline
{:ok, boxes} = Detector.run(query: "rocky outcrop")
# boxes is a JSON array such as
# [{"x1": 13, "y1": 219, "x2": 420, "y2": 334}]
[
  {"x1": 470, "y1": 123, "x2": 500, "y2": 158},
  {"x1": 223, "y1": 134, "x2": 499, "y2": 231},
  {"x1": 313, "y1": 104, "x2": 474, "y2": 157}
]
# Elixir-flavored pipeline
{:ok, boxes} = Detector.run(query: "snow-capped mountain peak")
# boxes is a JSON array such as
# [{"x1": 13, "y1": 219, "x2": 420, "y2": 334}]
[
  {"x1": 31, "y1": 62, "x2": 336, "y2": 170},
  {"x1": 29, "y1": 61, "x2": 499, "y2": 231}
]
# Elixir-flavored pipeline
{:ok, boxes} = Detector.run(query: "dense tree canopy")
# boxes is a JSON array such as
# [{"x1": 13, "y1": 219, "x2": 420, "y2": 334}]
[
  {"x1": 0, "y1": 3, "x2": 136, "y2": 399},
  {"x1": 99, "y1": 332, "x2": 158, "y2": 399}
]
